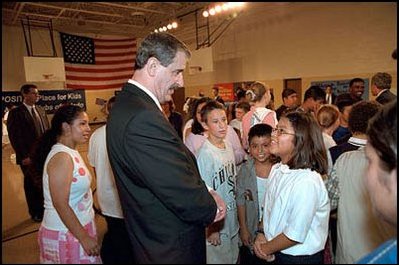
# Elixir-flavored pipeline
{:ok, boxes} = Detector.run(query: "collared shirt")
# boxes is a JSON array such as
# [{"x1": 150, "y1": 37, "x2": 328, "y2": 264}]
[
  {"x1": 376, "y1": 89, "x2": 389, "y2": 98},
  {"x1": 264, "y1": 163, "x2": 330, "y2": 255},
  {"x1": 23, "y1": 102, "x2": 36, "y2": 117},
  {"x1": 347, "y1": 136, "x2": 367, "y2": 147},
  {"x1": 128, "y1": 79, "x2": 162, "y2": 112},
  {"x1": 326, "y1": 94, "x2": 332, "y2": 104}
]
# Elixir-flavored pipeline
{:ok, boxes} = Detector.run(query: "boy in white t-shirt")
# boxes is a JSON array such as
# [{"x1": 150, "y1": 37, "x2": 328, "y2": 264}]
[
  {"x1": 197, "y1": 100, "x2": 240, "y2": 264},
  {"x1": 88, "y1": 96, "x2": 134, "y2": 263}
]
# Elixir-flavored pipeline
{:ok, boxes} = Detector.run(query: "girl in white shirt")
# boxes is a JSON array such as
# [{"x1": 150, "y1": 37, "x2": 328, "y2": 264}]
[
  {"x1": 253, "y1": 111, "x2": 330, "y2": 264},
  {"x1": 32, "y1": 105, "x2": 101, "y2": 264}
]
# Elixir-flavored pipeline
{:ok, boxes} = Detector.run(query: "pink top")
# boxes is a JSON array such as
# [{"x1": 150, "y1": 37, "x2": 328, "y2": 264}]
[{"x1": 241, "y1": 107, "x2": 277, "y2": 150}]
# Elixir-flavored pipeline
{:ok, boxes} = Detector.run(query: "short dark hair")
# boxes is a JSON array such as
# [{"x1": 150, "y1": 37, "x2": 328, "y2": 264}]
[
  {"x1": 248, "y1": 123, "x2": 273, "y2": 144},
  {"x1": 282, "y1": 88, "x2": 297, "y2": 99},
  {"x1": 336, "y1": 98, "x2": 355, "y2": 113},
  {"x1": 134, "y1": 32, "x2": 191, "y2": 70},
  {"x1": 236, "y1": 101, "x2": 251, "y2": 113},
  {"x1": 200, "y1": 100, "x2": 225, "y2": 123},
  {"x1": 349, "y1": 78, "x2": 364, "y2": 87},
  {"x1": 20, "y1": 84, "x2": 37, "y2": 94},
  {"x1": 348, "y1": 101, "x2": 381, "y2": 134},
  {"x1": 304, "y1": 85, "x2": 325, "y2": 101},
  {"x1": 236, "y1": 89, "x2": 246, "y2": 100}
]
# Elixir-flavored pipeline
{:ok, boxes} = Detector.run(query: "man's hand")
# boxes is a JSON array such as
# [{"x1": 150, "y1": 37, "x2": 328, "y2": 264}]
[{"x1": 209, "y1": 189, "x2": 226, "y2": 223}]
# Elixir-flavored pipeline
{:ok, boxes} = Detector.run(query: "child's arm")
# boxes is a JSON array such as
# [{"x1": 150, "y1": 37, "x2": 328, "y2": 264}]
[
  {"x1": 237, "y1": 204, "x2": 251, "y2": 246},
  {"x1": 256, "y1": 232, "x2": 297, "y2": 258}
]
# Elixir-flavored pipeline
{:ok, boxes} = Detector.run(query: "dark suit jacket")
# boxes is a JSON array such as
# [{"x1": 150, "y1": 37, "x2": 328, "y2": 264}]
[
  {"x1": 215, "y1": 95, "x2": 225, "y2": 105},
  {"x1": 7, "y1": 104, "x2": 49, "y2": 165},
  {"x1": 106, "y1": 83, "x2": 217, "y2": 264},
  {"x1": 325, "y1": 93, "x2": 336, "y2": 105},
  {"x1": 376, "y1": 90, "x2": 396, "y2": 105}
]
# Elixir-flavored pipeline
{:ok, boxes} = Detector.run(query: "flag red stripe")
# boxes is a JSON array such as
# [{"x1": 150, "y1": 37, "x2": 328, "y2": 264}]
[
  {"x1": 66, "y1": 83, "x2": 125, "y2": 90},
  {"x1": 66, "y1": 74, "x2": 132, "y2": 81},
  {"x1": 95, "y1": 59, "x2": 134, "y2": 65},
  {"x1": 95, "y1": 44, "x2": 135, "y2": 49},
  {"x1": 65, "y1": 66, "x2": 133, "y2": 73},
  {"x1": 93, "y1": 38, "x2": 135, "y2": 42},
  {"x1": 95, "y1": 51, "x2": 136, "y2": 57}
]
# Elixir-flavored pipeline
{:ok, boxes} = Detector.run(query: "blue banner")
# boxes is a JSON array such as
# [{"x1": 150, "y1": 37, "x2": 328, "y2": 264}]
[{"x1": 2, "y1": 89, "x2": 86, "y2": 114}]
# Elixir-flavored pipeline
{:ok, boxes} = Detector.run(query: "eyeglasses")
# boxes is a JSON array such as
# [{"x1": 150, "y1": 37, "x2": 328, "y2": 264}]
[{"x1": 272, "y1": 127, "x2": 295, "y2": 136}]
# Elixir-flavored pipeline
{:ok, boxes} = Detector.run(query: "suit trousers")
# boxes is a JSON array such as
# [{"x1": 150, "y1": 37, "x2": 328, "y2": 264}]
[
  {"x1": 101, "y1": 215, "x2": 135, "y2": 264},
  {"x1": 20, "y1": 164, "x2": 44, "y2": 219}
]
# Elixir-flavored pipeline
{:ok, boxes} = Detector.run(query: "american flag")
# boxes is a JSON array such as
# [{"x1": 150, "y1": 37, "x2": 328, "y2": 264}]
[{"x1": 60, "y1": 32, "x2": 136, "y2": 90}]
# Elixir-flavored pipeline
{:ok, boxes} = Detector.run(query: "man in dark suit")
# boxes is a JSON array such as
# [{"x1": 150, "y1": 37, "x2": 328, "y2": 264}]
[
  {"x1": 371, "y1": 72, "x2": 396, "y2": 105},
  {"x1": 106, "y1": 32, "x2": 226, "y2": 264},
  {"x1": 212, "y1": 86, "x2": 225, "y2": 105},
  {"x1": 7, "y1": 84, "x2": 50, "y2": 222},
  {"x1": 325, "y1": 85, "x2": 337, "y2": 105}
]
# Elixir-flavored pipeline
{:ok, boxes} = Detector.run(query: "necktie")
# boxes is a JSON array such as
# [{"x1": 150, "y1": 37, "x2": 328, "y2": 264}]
[{"x1": 31, "y1": 107, "x2": 44, "y2": 136}]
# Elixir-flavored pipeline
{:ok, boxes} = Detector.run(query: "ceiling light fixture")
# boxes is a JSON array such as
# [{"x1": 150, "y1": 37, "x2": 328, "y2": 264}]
[
  {"x1": 154, "y1": 21, "x2": 178, "y2": 33},
  {"x1": 202, "y1": 2, "x2": 246, "y2": 18}
]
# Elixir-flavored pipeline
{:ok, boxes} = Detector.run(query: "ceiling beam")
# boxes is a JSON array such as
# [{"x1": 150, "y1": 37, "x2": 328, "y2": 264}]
[
  {"x1": 6, "y1": 10, "x2": 144, "y2": 28},
  {"x1": 23, "y1": 2, "x2": 124, "y2": 18},
  {"x1": 56, "y1": 8, "x2": 66, "y2": 19},
  {"x1": 94, "y1": 2, "x2": 168, "y2": 15},
  {"x1": 12, "y1": 3, "x2": 25, "y2": 25}
]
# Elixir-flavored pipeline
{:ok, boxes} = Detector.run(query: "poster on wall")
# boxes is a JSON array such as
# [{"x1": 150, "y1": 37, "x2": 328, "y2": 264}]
[
  {"x1": 214, "y1": 82, "x2": 235, "y2": 102},
  {"x1": 311, "y1": 78, "x2": 369, "y2": 100},
  {"x1": 2, "y1": 89, "x2": 86, "y2": 114},
  {"x1": 214, "y1": 81, "x2": 257, "y2": 103}
]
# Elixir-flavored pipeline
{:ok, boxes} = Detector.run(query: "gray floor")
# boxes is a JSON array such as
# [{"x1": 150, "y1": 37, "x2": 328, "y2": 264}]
[{"x1": 2, "y1": 133, "x2": 107, "y2": 264}]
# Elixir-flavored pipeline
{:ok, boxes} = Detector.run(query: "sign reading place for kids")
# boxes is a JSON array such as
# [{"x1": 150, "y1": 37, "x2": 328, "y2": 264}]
[{"x1": 2, "y1": 89, "x2": 86, "y2": 114}]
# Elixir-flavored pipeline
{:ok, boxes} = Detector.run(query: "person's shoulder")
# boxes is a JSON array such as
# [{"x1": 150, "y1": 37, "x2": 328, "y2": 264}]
[
  {"x1": 288, "y1": 167, "x2": 322, "y2": 183},
  {"x1": 242, "y1": 108, "x2": 254, "y2": 119},
  {"x1": 7, "y1": 104, "x2": 27, "y2": 120},
  {"x1": 196, "y1": 141, "x2": 211, "y2": 158},
  {"x1": 229, "y1": 118, "x2": 239, "y2": 127},
  {"x1": 10, "y1": 104, "x2": 25, "y2": 113},
  {"x1": 238, "y1": 158, "x2": 253, "y2": 172},
  {"x1": 379, "y1": 90, "x2": 397, "y2": 102},
  {"x1": 335, "y1": 148, "x2": 365, "y2": 163},
  {"x1": 90, "y1": 125, "x2": 106, "y2": 139}
]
